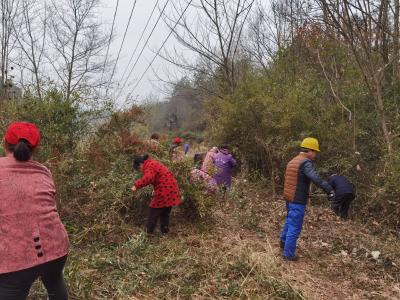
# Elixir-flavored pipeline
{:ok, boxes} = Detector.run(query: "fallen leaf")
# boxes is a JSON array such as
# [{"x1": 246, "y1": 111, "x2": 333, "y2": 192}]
[{"x1": 371, "y1": 251, "x2": 381, "y2": 260}]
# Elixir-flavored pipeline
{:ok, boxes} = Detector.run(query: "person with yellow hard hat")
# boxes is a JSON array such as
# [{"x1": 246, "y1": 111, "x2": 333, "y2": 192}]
[{"x1": 280, "y1": 137, "x2": 334, "y2": 261}]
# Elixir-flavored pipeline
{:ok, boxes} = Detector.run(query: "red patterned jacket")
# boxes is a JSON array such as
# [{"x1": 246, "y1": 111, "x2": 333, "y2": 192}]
[
  {"x1": 0, "y1": 155, "x2": 69, "y2": 274},
  {"x1": 134, "y1": 159, "x2": 181, "y2": 208}
]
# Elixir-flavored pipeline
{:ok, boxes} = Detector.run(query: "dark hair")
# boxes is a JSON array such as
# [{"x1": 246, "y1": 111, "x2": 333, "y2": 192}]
[
  {"x1": 133, "y1": 154, "x2": 149, "y2": 170},
  {"x1": 6, "y1": 139, "x2": 33, "y2": 161},
  {"x1": 150, "y1": 133, "x2": 159, "y2": 140},
  {"x1": 219, "y1": 144, "x2": 229, "y2": 150},
  {"x1": 193, "y1": 153, "x2": 205, "y2": 167},
  {"x1": 300, "y1": 147, "x2": 310, "y2": 153}
]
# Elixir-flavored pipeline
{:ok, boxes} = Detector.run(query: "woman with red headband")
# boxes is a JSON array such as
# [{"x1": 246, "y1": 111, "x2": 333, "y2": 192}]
[
  {"x1": 170, "y1": 137, "x2": 184, "y2": 162},
  {"x1": 0, "y1": 122, "x2": 69, "y2": 300}
]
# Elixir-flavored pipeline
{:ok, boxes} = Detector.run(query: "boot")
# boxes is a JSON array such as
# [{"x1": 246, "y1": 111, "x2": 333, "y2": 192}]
[{"x1": 283, "y1": 255, "x2": 299, "y2": 261}]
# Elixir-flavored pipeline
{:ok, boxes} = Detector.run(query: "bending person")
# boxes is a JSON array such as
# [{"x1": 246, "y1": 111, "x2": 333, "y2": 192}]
[
  {"x1": 170, "y1": 137, "x2": 184, "y2": 162},
  {"x1": 201, "y1": 146, "x2": 218, "y2": 173},
  {"x1": 190, "y1": 153, "x2": 218, "y2": 195},
  {"x1": 213, "y1": 145, "x2": 237, "y2": 188},
  {"x1": 132, "y1": 155, "x2": 181, "y2": 234},
  {"x1": 328, "y1": 174, "x2": 355, "y2": 219},
  {"x1": 0, "y1": 122, "x2": 69, "y2": 300}
]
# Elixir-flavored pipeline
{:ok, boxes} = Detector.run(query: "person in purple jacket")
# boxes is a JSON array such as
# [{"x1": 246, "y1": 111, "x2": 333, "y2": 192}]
[
  {"x1": 212, "y1": 145, "x2": 237, "y2": 188},
  {"x1": 183, "y1": 142, "x2": 190, "y2": 155}
]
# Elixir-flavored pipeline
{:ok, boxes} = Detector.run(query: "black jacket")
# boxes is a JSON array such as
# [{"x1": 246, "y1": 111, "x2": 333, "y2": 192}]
[{"x1": 328, "y1": 175, "x2": 355, "y2": 198}]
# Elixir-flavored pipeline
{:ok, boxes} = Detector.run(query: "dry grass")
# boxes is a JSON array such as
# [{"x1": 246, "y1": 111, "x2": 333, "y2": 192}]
[
  {"x1": 29, "y1": 223, "x2": 303, "y2": 299},
  {"x1": 228, "y1": 179, "x2": 400, "y2": 300},
  {"x1": 28, "y1": 178, "x2": 399, "y2": 299}
]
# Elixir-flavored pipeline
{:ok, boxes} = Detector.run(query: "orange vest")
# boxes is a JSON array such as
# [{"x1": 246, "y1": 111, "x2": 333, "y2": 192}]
[{"x1": 283, "y1": 153, "x2": 309, "y2": 201}]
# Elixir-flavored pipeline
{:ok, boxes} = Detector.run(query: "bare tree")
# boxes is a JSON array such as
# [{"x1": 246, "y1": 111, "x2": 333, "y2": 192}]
[
  {"x1": 244, "y1": 1, "x2": 294, "y2": 73},
  {"x1": 317, "y1": 0, "x2": 398, "y2": 153},
  {"x1": 163, "y1": 0, "x2": 255, "y2": 92},
  {"x1": 12, "y1": 0, "x2": 47, "y2": 99},
  {"x1": 393, "y1": 0, "x2": 399, "y2": 80},
  {"x1": 0, "y1": 0, "x2": 20, "y2": 96},
  {"x1": 47, "y1": 0, "x2": 108, "y2": 101}
]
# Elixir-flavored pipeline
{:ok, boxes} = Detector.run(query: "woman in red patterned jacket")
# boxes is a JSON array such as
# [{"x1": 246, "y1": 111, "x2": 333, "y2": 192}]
[
  {"x1": 131, "y1": 155, "x2": 181, "y2": 234},
  {"x1": 0, "y1": 122, "x2": 69, "y2": 300}
]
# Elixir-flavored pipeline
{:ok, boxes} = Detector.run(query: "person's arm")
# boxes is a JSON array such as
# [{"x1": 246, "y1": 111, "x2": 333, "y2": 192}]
[
  {"x1": 134, "y1": 167, "x2": 156, "y2": 189},
  {"x1": 302, "y1": 161, "x2": 333, "y2": 194},
  {"x1": 211, "y1": 152, "x2": 216, "y2": 163},
  {"x1": 328, "y1": 177, "x2": 337, "y2": 190},
  {"x1": 230, "y1": 155, "x2": 237, "y2": 167}
]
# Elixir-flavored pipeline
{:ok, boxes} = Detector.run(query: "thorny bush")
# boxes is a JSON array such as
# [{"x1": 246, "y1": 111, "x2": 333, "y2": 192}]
[
  {"x1": 52, "y1": 106, "x2": 216, "y2": 244},
  {"x1": 1, "y1": 96, "x2": 216, "y2": 244}
]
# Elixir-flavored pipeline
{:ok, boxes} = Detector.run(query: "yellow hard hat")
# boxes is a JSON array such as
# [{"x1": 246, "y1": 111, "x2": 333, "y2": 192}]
[{"x1": 300, "y1": 137, "x2": 320, "y2": 152}]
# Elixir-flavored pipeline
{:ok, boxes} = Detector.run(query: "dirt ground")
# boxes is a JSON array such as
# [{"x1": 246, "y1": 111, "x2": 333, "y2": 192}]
[{"x1": 219, "y1": 181, "x2": 400, "y2": 300}]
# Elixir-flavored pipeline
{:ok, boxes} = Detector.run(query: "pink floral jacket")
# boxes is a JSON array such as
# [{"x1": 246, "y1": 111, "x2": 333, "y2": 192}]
[{"x1": 0, "y1": 155, "x2": 69, "y2": 274}]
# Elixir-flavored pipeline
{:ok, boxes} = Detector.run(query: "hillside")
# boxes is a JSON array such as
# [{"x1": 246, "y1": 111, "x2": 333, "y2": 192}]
[
  {"x1": 29, "y1": 179, "x2": 400, "y2": 299},
  {"x1": 1, "y1": 0, "x2": 400, "y2": 299}
]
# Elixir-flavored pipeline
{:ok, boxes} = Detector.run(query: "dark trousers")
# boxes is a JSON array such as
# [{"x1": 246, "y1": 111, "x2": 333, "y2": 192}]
[
  {"x1": 331, "y1": 193, "x2": 355, "y2": 219},
  {"x1": 145, "y1": 207, "x2": 172, "y2": 234},
  {"x1": 0, "y1": 255, "x2": 68, "y2": 300}
]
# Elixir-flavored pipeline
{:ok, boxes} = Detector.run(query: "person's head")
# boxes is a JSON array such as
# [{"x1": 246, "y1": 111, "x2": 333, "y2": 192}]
[
  {"x1": 133, "y1": 154, "x2": 149, "y2": 172},
  {"x1": 3, "y1": 122, "x2": 40, "y2": 161},
  {"x1": 219, "y1": 144, "x2": 230, "y2": 154},
  {"x1": 193, "y1": 152, "x2": 205, "y2": 168},
  {"x1": 300, "y1": 137, "x2": 320, "y2": 160},
  {"x1": 150, "y1": 133, "x2": 159, "y2": 140}
]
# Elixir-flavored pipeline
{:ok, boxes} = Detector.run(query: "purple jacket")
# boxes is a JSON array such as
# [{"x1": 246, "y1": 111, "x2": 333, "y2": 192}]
[
  {"x1": 213, "y1": 150, "x2": 237, "y2": 187},
  {"x1": 183, "y1": 143, "x2": 190, "y2": 155},
  {"x1": 0, "y1": 155, "x2": 69, "y2": 274}
]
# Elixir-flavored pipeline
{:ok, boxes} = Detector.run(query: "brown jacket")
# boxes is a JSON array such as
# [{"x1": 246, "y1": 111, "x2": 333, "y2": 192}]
[{"x1": 283, "y1": 153, "x2": 332, "y2": 204}]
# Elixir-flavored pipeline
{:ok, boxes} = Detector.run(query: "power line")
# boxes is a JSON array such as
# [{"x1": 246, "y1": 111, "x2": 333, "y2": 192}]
[
  {"x1": 116, "y1": 0, "x2": 171, "y2": 99},
  {"x1": 119, "y1": 0, "x2": 161, "y2": 82},
  {"x1": 106, "y1": 0, "x2": 138, "y2": 95},
  {"x1": 100, "y1": 0, "x2": 120, "y2": 83},
  {"x1": 121, "y1": 0, "x2": 193, "y2": 109}
]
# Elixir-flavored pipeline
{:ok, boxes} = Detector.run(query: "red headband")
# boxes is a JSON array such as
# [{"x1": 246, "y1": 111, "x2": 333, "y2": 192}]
[{"x1": 4, "y1": 122, "x2": 41, "y2": 148}]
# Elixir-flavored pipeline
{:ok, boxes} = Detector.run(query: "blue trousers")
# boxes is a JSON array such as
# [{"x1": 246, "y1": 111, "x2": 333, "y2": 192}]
[{"x1": 280, "y1": 202, "x2": 306, "y2": 258}]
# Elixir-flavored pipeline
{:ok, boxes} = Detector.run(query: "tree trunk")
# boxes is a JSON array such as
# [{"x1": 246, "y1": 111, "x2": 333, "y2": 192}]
[
  {"x1": 374, "y1": 75, "x2": 392, "y2": 153},
  {"x1": 381, "y1": 0, "x2": 389, "y2": 64},
  {"x1": 393, "y1": 0, "x2": 400, "y2": 80}
]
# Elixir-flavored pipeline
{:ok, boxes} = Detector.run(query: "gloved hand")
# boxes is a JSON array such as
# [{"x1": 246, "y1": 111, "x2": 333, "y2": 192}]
[{"x1": 328, "y1": 191, "x2": 335, "y2": 201}]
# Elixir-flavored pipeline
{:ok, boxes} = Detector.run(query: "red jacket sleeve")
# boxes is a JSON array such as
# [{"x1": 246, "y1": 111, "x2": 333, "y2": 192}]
[{"x1": 134, "y1": 167, "x2": 156, "y2": 189}]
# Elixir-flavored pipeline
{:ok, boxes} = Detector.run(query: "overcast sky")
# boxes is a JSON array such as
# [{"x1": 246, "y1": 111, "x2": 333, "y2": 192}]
[{"x1": 99, "y1": 0, "x2": 192, "y2": 104}]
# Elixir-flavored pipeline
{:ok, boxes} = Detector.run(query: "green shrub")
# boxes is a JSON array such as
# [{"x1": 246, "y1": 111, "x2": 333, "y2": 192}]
[
  {"x1": 0, "y1": 89, "x2": 88, "y2": 162},
  {"x1": 45, "y1": 107, "x2": 217, "y2": 242}
]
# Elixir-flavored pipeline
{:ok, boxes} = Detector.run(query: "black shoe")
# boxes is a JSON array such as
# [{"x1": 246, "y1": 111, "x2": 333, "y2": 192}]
[
  {"x1": 280, "y1": 240, "x2": 285, "y2": 249},
  {"x1": 283, "y1": 255, "x2": 299, "y2": 261}
]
